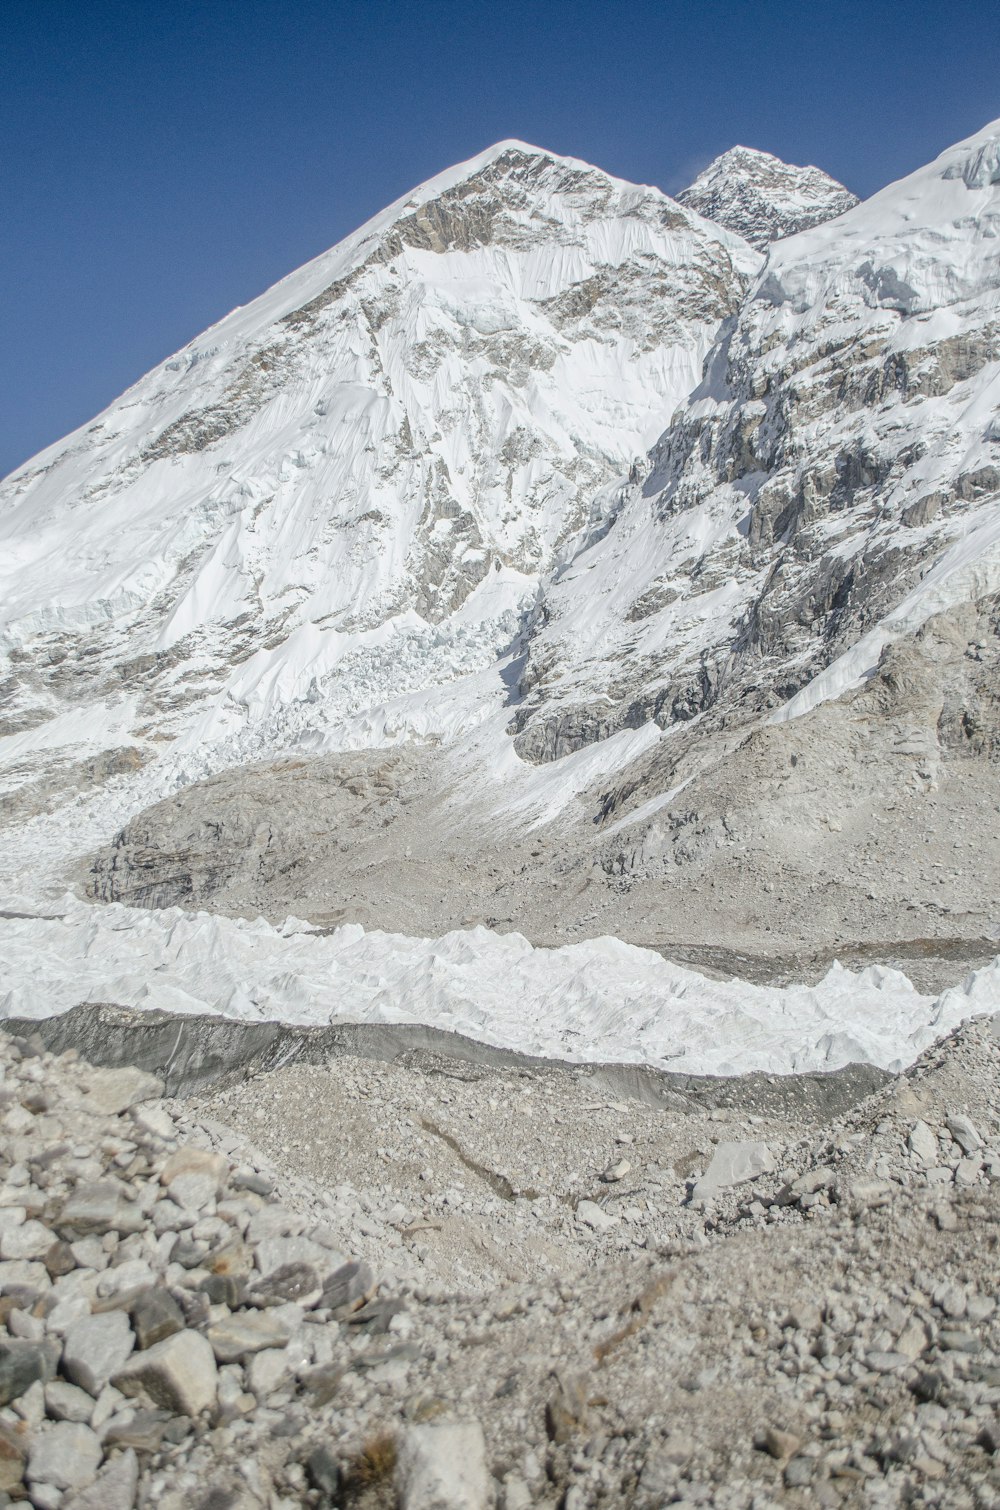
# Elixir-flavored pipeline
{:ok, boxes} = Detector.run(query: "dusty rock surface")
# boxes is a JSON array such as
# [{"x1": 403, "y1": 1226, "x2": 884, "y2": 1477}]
[
  {"x1": 83, "y1": 626, "x2": 1000, "y2": 992},
  {"x1": 0, "y1": 1009, "x2": 998, "y2": 1507}
]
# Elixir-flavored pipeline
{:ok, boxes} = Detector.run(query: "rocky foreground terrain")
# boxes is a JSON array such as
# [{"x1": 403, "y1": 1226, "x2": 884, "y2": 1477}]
[{"x1": 0, "y1": 1009, "x2": 998, "y2": 1508}]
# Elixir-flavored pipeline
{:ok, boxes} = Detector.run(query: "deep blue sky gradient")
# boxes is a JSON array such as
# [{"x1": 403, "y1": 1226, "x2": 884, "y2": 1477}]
[{"x1": 3, "y1": 0, "x2": 998, "y2": 478}]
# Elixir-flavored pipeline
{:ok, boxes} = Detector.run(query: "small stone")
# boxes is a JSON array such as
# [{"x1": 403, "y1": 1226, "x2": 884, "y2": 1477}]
[
  {"x1": 976, "y1": 1418, "x2": 1000, "y2": 1454},
  {"x1": 966, "y1": 1293, "x2": 995, "y2": 1323},
  {"x1": 165, "y1": 1171, "x2": 217, "y2": 1211},
  {"x1": 102, "y1": 1408, "x2": 173, "y2": 1453},
  {"x1": 0, "y1": 1340, "x2": 59, "y2": 1406},
  {"x1": 199, "y1": 1273, "x2": 246, "y2": 1308},
  {"x1": 43, "y1": 1241, "x2": 76, "y2": 1279},
  {"x1": 545, "y1": 1375, "x2": 590, "y2": 1445},
  {"x1": 759, "y1": 1427, "x2": 801, "y2": 1460},
  {"x1": 204, "y1": 1238, "x2": 252, "y2": 1278},
  {"x1": 849, "y1": 1180, "x2": 894, "y2": 1209},
  {"x1": 250, "y1": 1261, "x2": 323, "y2": 1309},
  {"x1": 113, "y1": 1328, "x2": 217, "y2": 1417},
  {"x1": 954, "y1": 1157, "x2": 982, "y2": 1185},
  {"x1": 247, "y1": 1347, "x2": 292, "y2": 1397},
  {"x1": 321, "y1": 1260, "x2": 377, "y2": 1313},
  {"x1": 128, "y1": 1286, "x2": 185, "y2": 1350},
  {"x1": 933, "y1": 1281, "x2": 966, "y2": 1318},
  {"x1": 575, "y1": 1201, "x2": 619, "y2": 1231},
  {"x1": 207, "y1": 1312, "x2": 291, "y2": 1363},
  {"x1": 895, "y1": 1317, "x2": 929, "y2": 1361},
  {"x1": 866, "y1": 1350, "x2": 908, "y2": 1372},
  {"x1": 938, "y1": 1329, "x2": 980, "y2": 1353},
  {"x1": 396, "y1": 1421, "x2": 491, "y2": 1510},
  {"x1": 130, "y1": 1103, "x2": 175, "y2": 1140},
  {"x1": 909, "y1": 1369, "x2": 947, "y2": 1404},
  {"x1": 784, "y1": 1455, "x2": 813, "y2": 1488},
  {"x1": 791, "y1": 1167, "x2": 836, "y2": 1197},
  {"x1": 79, "y1": 1067, "x2": 163, "y2": 1117},
  {"x1": 306, "y1": 1444, "x2": 341, "y2": 1498},
  {"x1": 26, "y1": 1421, "x2": 102, "y2": 1492},
  {"x1": 0, "y1": 1419, "x2": 27, "y2": 1493},
  {"x1": 231, "y1": 1169, "x2": 274, "y2": 1197},
  {"x1": 601, "y1": 1160, "x2": 631, "y2": 1183},
  {"x1": 63, "y1": 1311, "x2": 135, "y2": 1396},
  {"x1": 62, "y1": 1446, "x2": 139, "y2": 1510},
  {"x1": 932, "y1": 1203, "x2": 958, "y2": 1232},
  {"x1": 8, "y1": 1306, "x2": 43, "y2": 1341}
]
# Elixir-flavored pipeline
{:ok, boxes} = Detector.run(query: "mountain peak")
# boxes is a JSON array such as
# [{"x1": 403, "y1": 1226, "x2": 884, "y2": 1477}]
[{"x1": 677, "y1": 145, "x2": 858, "y2": 250}]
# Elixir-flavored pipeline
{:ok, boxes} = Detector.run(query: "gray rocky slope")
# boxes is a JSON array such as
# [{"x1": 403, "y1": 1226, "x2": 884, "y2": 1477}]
[{"x1": 0, "y1": 1005, "x2": 999, "y2": 1507}]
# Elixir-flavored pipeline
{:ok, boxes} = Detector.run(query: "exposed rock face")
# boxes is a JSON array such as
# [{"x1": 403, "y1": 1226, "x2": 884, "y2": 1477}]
[
  {"x1": 509, "y1": 121, "x2": 1000, "y2": 775},
  {"x1": 677, "y1": 144, "x2": 858, "y2": 249}
]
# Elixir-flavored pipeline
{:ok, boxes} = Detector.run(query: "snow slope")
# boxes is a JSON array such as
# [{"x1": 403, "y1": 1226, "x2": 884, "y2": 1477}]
[
  {"x1": 0, "y1": 140, "x2": 756, "y2": 783},
  {"x1": 677, "y1": 145, "x2": 858, "y2": 249}
]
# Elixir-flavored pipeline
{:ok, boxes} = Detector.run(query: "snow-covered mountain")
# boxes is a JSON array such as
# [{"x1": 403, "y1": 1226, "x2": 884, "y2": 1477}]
[
  {"x1": 3, "y1": 123, "x2": 1000, "y2": 1074},
  {"x1": 676, "y1": 145, "x2": 858, "y2": 249},
  {"x1": 0, "y1": 141, "x2": 756, "y2": 801}
]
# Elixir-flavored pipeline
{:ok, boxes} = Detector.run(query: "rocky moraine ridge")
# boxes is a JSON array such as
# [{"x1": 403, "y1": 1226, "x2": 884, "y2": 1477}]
[{"x1": 0, "y1": 1009, "x2": 998, "y2": 1507}]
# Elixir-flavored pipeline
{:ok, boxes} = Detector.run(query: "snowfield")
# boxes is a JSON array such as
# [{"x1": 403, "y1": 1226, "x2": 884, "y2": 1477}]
[{"x1": 1, "y1": 894, "x2": 998, "y2": 1077}]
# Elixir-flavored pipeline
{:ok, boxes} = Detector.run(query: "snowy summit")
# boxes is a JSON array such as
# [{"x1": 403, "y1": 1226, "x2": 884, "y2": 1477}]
[{"x1": 676, "y1": 143, "x2": 858, "y2": 248}]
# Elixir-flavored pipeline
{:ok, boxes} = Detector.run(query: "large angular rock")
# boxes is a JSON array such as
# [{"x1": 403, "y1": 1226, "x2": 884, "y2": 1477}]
[
  {"x1": 63, "y1": 1312, "x2": 135, "y2": 1397},
  {"x1": 26, "y1": 1421, "x2": 102, "y2": 1493},
  {"x1": 57, "y1": 1181, "x2": 144, "y2": 1238},
  {"x1": 0, "y1": 1339, "x2": 59, "y2": 1406},
  {"x1": 206, "y1": 1312, "x2": 291, "y2": 1364},
  {"x1": 321, "y1": 1259, "x2": 376, "y2": 1313},
  {"x1": 129, "y1": 1286, "x2": 185, "y2": 1350},
  {"x1": 907, "y1": 1120, "x2": 939, "y2": 1165},
  {"x1": 691, "y1": 1142, "x2": 774, "y2": 1204},
  {"x1": 63, "y1": 1448, "x2": 139, "y2": 1510},
  {"x1": 112, "y1": 1328, "x2": 217, "y2": 1416},
  {"x1": 946, "y1": 1114, "x2": 982, "y2": 1154},
  {"x1": 254, "y1": 1233, "x2": 335, "y2": 1279},
  {"x1": 396, "y1": 1421, "x2": 491, "y2": 1510},
  {"x1": 160, "y1": 1147, "x2": 228, "y2": 1193},
  {"x1": 0, "y1": 1219, "x2": 56, "y2": 1262},
  {"x1": 78, "y1": 1067, "x2": 163, "y2": 1117}
]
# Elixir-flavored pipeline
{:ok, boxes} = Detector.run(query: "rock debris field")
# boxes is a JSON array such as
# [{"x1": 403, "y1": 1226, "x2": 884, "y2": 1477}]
[{"x1": 0, "y1": 1011, "x2": 998, "y2": 1508}]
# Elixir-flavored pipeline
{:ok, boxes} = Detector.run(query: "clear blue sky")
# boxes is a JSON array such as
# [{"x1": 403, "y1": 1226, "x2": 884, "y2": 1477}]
[{"x1": 3, "y1": 0, "x2": 998, "y2": 479}]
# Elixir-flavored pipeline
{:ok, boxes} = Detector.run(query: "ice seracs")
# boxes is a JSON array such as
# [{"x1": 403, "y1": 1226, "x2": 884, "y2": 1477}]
[{"x1": 676, "y1": 144, "x2": 858, "y2": 249}]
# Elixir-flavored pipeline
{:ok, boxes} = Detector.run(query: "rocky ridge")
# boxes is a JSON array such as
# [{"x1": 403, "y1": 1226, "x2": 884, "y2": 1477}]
[{"x1": 0, "y1": 1007, "x2": 999, "y2": 1507}]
